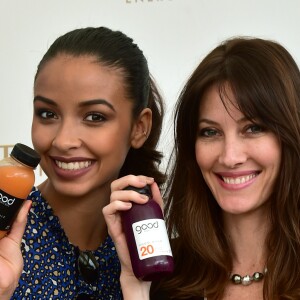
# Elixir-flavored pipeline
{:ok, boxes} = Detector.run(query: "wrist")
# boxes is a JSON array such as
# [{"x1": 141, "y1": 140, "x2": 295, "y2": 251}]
[
  {"x1": 120, "y1": 273, "x2": 151, "y2": 300},
  {"x1": 0, "y1": 288, "x2": 15, "y2": 300}
]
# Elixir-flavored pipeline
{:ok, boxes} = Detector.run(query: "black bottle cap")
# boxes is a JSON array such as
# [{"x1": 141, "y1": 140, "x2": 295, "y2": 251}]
[
  {"x1": 10, "y1": 143, "x2": 41, "y2": 168},
  {"x1": 123, "y1": 185, "x2": 152, "y2": 197}
]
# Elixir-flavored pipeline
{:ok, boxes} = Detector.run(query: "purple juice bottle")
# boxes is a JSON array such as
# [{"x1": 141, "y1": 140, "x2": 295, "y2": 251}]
[{"x1": 121, "y1": 185, "x2": 174, "y2": 281}]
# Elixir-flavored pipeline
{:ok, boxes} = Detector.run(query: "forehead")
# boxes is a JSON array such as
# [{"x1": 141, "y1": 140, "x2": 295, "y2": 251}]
[
  {"x1": 200, "y1": 84, "x2": 242, "y2": 118},
  {"x1": 34, "y1": 54, "x2": 127, "y2": 99}
]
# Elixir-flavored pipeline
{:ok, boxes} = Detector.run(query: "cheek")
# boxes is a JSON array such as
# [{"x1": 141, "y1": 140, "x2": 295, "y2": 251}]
[
  {"x1": 255, "y1": 138, "x2": 281, "y2": 172},
  {"x1": 93, "y1": 131, "x2": 131, "y2": 158},
  {"x1": 31, "y1": 122, "x2": 39, "y2": 150},
  {"x1": 262, "y1": 148, "x2": 281, "y2": 179},
  {"x1": 195, "y1": 141, "x2": 214, "y2": 172},
  {"x1": 31, "y1": 122, "x2": 50, "y2": 153}
]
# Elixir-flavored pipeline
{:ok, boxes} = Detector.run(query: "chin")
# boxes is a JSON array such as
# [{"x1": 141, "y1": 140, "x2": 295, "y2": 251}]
[
  {"x1": 219, "y1": 201, "x2": 255, "y2": 216},
  {"x1": 54, "y1": 182, "x2": 92, "y2": 198}
]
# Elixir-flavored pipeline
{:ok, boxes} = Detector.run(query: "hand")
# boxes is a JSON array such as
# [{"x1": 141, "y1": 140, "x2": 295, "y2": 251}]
[
  {"x1": 0, "y1": 200, "x2": 31, "y2": 299},
  {"x1": 103, "y1": 175, "x2": 163, "y2": 300}
]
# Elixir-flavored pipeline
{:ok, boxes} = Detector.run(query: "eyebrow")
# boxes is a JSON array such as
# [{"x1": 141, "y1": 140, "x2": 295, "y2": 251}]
[
  {"x1": 198, "y1": 119, "x2": 218, "y2": 125},
  {"x1": 198, "y1": 116, "x2": 249, "y2": 125},
  {"x1": 33, "y1": 96, "x2": 116, "y2": 112}
]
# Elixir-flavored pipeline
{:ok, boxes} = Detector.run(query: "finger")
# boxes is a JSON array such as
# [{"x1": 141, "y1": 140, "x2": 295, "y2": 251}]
[
  {"x1": 103, "y1": 200, "x2": 132, "y2": 217},
  {"x1": 110, "y1": 189, "x2": 149, "y2": 205},
  {"x1": 111, "y1": 175, "x2": 154, "y2": 192},
  {"x1": 8, "y1": 200, "x2": 31, "y2": 245},
  {"x1": 150, "y1": 182, "x2": 164, "y2": 209}
]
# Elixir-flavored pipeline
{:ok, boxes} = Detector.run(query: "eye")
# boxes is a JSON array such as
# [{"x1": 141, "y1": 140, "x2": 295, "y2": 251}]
[
  {"x1": 84, "y1": 112, "x2": 106, "y2": 122},
  {"x1": 36, "y1": 109, "x2": 57, "y2": 119},
  {"x1": 245, "y1": 123, "x2": 265, "y2": 134},
  {"x1": 198, "y1": 128, "x2": 220, "y2": 137}
]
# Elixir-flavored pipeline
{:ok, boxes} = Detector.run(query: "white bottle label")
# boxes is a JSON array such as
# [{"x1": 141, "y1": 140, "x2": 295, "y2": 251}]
[{"x1": 132, "y1": 218, "x2": 173, "y2": 260}]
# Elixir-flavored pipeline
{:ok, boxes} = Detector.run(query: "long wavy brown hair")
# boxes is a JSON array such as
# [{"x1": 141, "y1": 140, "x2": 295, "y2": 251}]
[{"x1": 158, "y1": 37, "x2": 300, "y2": 299}]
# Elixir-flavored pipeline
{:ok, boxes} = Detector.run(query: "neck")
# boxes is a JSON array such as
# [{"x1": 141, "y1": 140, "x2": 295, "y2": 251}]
[
  {"x1": 223, "y1": 210, "x2": 270, "y2": 273},
  {"x1": 38, "y1": 179, "x2": 110, "y2": 250}
]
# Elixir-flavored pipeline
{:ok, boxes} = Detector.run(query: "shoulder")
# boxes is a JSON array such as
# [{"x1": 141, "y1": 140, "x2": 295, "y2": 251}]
[
  {"x1": 149, "y1": 236, "x2": 204, "y2": 300},
  {"x1": 26, "y1": 186, "x2": 55, "y2": 220},
  {"x1": 27, "y1": 186, "x2": 44, "y2": 208},
  {"x1": 150, "y1": 285, "x2": 169, "y2": 300},
  {"x1": 150, "y1": 284, "x2": 204, "y2": 300}
]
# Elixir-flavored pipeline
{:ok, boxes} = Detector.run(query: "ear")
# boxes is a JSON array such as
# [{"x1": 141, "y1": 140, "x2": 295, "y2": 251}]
[{"x1": 130, "y1": 108, "x2": 152, "y2": 149}]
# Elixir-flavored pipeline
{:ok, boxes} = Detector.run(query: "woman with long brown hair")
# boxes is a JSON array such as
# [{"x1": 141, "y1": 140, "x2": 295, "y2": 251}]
[{"x1": 104, "y1": 37, "x2": 300, "y2": 299}]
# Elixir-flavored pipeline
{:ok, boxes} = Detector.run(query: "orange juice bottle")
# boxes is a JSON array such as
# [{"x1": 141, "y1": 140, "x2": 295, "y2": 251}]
[{"x1": 0, "y1": 143, "x2": 40, "y2": 239}]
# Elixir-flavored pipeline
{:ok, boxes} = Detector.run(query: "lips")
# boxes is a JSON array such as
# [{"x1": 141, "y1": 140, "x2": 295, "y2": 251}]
[{"x1": 55, "y1": 160, "x2": 92, "y2": 171}]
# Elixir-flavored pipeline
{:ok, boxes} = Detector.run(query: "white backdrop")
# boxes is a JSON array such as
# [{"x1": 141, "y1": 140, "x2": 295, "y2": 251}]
[{"x1": 0, "y1": 0, "x2": 300, "y2": 184}]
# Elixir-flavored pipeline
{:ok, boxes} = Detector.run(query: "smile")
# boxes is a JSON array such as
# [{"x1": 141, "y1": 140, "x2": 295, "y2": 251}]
[
  {"x1": 222, "y1": 174, "x2": 257, "y2": 184},
  {"x1": 55, "y1": 160, "x2": 92, "y2": 170}
]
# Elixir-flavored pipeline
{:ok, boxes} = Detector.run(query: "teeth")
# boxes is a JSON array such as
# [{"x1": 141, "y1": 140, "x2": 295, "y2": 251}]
[
  {"x1": 55, "y1": 160, "x2": 92, "y2": 170},
  {"x1": 222, "y1": 174, "x2": 256, "y2": 184}
]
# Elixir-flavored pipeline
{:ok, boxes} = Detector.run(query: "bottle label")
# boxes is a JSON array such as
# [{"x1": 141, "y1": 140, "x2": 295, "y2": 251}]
[
  {"x1": 0, "y1": 189, "x2": 24, "y2": 231},
  {"x1": 132, "y1": 218, "x2": 173, "y2": 260}
]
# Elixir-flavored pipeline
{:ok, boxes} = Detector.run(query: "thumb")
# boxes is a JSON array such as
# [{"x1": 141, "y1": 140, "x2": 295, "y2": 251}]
[{"x1": 7, "y1": 200, "x2": 31, "y2": 245}]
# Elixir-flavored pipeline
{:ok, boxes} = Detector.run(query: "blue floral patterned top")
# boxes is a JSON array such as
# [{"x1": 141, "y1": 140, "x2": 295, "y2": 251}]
[{"x1": 12, "y1": 187, "x2": 122, "y2": 300}]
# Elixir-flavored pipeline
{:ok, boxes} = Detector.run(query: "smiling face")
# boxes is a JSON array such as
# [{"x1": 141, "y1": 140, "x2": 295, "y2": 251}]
[
  {"x1": 32, "y1": 54, "x2": 143, "y2": 198},
  {"x1": 195, "y1": 84, "x2": 281, "y2": 217}
]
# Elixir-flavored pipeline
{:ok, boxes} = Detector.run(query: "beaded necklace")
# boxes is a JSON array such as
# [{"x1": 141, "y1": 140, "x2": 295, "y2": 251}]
[{"x1": 230, "y1": 268, "x2": 267, "y2": 286}]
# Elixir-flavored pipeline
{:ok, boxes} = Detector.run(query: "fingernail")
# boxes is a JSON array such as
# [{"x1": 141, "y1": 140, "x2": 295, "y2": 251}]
[{"x1": 140, "y1": 195, "x2": 149, "y2": 200}]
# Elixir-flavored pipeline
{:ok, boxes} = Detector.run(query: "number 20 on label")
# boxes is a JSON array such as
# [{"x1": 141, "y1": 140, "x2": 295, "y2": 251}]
[{"x1": 140, "y1": 244, "x2": 154, "y2": 256}]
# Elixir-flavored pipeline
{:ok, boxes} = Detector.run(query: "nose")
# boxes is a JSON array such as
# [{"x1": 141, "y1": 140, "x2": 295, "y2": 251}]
[
  {"x1": 52, "y1": 120, "x2": 82, "y2": 151},
  {"x1": 218, "y1": 136, "x2": 247, "y2": 168}
]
